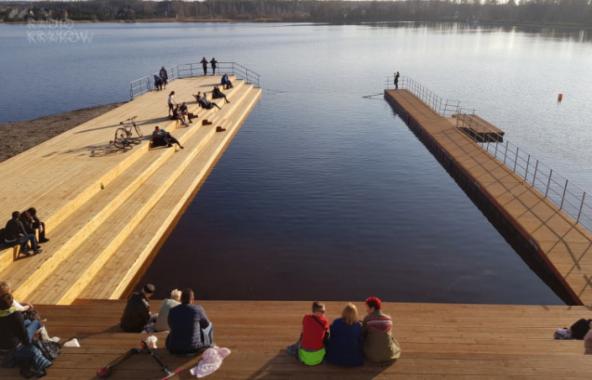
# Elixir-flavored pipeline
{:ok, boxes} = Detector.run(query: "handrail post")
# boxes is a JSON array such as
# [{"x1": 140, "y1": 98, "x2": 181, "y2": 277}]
[
  {"x1": 513, "y1": 146, "x2": 519, "y2": 172},
  {"x1": 577, "y1": 192, "x2": 586, "y2": 223},
  {"x1": 560, "y1": 179, "x2": 569, "y2": 210},
  {"x1": 545, "y1": 169, "x2": 553, "y2": 197},
  {"x1": 494, "y1": 138, "x2": 499, "y2": 157},
  {"x1": 524, "y1": 154, "x2": 531, "y2": 181},
  {"x1": 532, "y1": 160, "x2": 539, "y2": 187},
  {"x1": 503, "y1": 141, "x2": 509, "y2": 164}
]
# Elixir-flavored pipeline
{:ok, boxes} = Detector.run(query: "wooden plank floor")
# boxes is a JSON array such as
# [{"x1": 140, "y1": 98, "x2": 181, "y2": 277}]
[
  {"x1": 386, "y1": 89, "x2": 592, "y2": 306},
  {"x1": 0, "y1": 300, "x2": 590, "y2": 379},
  {"x1": 0, "y1": 77, "x2": 261, "y2": 304}
]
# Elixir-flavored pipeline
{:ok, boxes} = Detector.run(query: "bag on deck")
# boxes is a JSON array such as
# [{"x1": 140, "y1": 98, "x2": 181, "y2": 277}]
[
  {"x1": 34, "y1": 340, "x2": 60, "y2": 361},
  {"x1": 570, "y1": 318, "x2": 592, "y2": 340}
]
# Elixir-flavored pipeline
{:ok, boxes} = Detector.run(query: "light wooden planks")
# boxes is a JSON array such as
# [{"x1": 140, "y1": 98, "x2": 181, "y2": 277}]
[
  {"x1": 0, "y1": 77, "x2": 261, "y2": 305},
  {"x1": 0, "y1": 300, "x2": 590, "y2": 379},
  {"x1": 386, "y1": 89, "x2": 592, "y2": 306}
]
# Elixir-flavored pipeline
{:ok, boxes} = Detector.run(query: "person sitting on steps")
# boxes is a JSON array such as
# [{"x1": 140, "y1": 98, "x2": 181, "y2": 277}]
[
  {"x1": 287, "y1": 301, "x2": 330, "y2": 366},
  {"x1": 221, "y1": 74, "x2": 233, "y2": 90},
  {"x1": 166, "y1": 288, "x2": 213, "y2": 354},
  {"x1": 154, "y1": 289, "x2": 182, "y2": 332},
  {"x1": 212, "y1": 86, "x2": 230, "y2": 104},
  {"x1": 193, "y1": 92, "x2": 222, "y2": 110},
  {"x1": 171, "y1": 105, "x2": 189, "y2": 127},
  {"x1": 151, "y1": 126, "x2": 184, "y2": 150},
  {"x1": 0, "y1": 292, "x2": 53, "y2": 378},
  {"x1": 179, "y1": 102, "x2": 197, "y2": 124},
  {"x1": 120, "y1": 283, "x2": 158, "y2": 333},
  {"x1": 3, "y1": 211, "x2": 42, "y2": 255},
  {"x1": 362, "y1": 296, "x2": 401, "y2": 364},
  {"x1": 20, "y1": 208, "x2": 49, "y2": 244}
]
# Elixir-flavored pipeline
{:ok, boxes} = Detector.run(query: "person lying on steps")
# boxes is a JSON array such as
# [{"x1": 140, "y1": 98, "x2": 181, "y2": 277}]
[
  {"x1": 193, "y1": 92, "x2": 222, "y2": 110},
  {"x1": 211, "y1": 86, "x2": 230, "y2": 104}
]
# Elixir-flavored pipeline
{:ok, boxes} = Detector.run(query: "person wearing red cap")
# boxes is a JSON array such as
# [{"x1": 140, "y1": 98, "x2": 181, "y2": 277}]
[{"x1": 362, "y1": 296, "x2": 401, "y2": 363}]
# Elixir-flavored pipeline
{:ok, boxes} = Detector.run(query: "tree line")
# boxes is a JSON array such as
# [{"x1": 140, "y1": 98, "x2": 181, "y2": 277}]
[{"x1": 1, "y1": 0, "x2": 591, "y2": 27}]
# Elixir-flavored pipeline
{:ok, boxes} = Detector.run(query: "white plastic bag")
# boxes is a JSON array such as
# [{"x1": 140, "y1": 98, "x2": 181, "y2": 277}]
[{"x1": 189, "y1": 346, "x2": 231, "y2": 378}]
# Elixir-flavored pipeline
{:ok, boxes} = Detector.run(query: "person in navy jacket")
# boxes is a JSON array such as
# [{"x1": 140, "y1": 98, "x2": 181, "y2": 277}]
[{"x1": 326, "y1": 303, "x2": 364, "y2": 367}]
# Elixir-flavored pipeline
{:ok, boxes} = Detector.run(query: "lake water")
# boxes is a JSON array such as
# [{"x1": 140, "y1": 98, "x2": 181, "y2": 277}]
[{"x1": 2, "y1": 22, "x2": 591, "y2": 304}]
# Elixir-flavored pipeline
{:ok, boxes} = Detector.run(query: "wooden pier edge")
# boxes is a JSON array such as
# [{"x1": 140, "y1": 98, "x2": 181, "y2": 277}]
[{"x1": 384, "y1": 90, "x2": 582, "y2": 305}]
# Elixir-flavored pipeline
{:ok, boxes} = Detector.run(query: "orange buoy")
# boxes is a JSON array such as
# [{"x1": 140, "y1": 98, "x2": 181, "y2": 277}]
[{"x1": 557, "y1": 93, "x2": 563, "y2": 103}]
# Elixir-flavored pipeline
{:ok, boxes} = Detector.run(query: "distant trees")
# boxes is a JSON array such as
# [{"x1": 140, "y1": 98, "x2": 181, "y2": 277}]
[{"x1": 1, "y1": 0, "x2": 591, "y2": 26}]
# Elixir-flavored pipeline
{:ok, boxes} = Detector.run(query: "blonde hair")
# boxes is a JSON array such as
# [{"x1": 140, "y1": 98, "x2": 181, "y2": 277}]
[
  {"x1": 170, "y1": 289, "x2": 182, "y2": 302},
  {"x1": 342, "y1": 303, "x2": 359, "y2": 325}
]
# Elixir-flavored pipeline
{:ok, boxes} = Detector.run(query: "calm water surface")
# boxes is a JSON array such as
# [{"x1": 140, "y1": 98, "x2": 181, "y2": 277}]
[{"x1": 2, "y1": 23, "x2": 591, "y2": 304}]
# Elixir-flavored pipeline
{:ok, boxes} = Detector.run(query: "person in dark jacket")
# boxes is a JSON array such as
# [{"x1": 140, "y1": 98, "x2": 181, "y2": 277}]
[
  {"x1": 154, "y1": 75, "x2": 163, "y2": 91},
  {"x1": 159, "y1": 67, "x2": 168, "y2": 87},
  {"x1": 221, "y1": 74, "x2": 233, "y2": 90},
  {"x1": 200, "y1": 57, "x2": 208, "y2": 76},
  {"x1": 26, "y1": 208, "x2": 48, "y2": 243},
  {"x1": 212, "y1": 86, "x2": 230, "y2": 104},
  {"x1": 151, "y1": 126, "x2": 184, "y2": 149},
  {"x1": 210, "y1": 58, "x2": 218, "y2": 75},
  {"x1": 326, "y1": 303, "x2": 364, "y2": 367},
  {"x1": 4, "y1": 211, "x2": 42, "y2": 255},
  {"x1": 0, "y1": 293, "x2": 52, "y2": 378},
  {"x1": 120, "y1": 283, "x2": 156, "y2": 332},
  {"x1": 166, "y1": 288, "x2": 212, "y2": 354}
]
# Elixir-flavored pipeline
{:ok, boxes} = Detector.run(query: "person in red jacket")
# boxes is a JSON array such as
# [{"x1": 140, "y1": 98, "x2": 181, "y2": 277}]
[{"x1": 287, "y1": 301, "x2": 329, "y2": 366}]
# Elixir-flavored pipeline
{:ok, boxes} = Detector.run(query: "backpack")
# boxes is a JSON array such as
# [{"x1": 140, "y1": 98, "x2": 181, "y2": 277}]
[
  {"x1": 570, "y1": 318, "x2": 592, "y2": 340},
  {"x1": 34, "y1": 340, "x2": 60, "y2": 361}
]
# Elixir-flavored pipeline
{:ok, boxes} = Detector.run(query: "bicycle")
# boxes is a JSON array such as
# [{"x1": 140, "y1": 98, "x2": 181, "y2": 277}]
[{"x1": 111, "y1": 116, "x2": 143, "y2": 150}]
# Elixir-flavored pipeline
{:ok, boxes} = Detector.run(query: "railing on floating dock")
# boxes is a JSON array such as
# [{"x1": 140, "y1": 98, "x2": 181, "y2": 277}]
[
  {"x1": 130, "y1": 61, "x2": 261, "y2": 99},
  {"x1": 386, "y1": 75, "x2": 592, "y2": 233},
  {"x1": 384, "y1": 76, "x2": 592, "y2": 306}
]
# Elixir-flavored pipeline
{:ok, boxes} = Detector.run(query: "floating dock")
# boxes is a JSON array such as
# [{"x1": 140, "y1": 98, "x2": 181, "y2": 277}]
[
  {"x1": 385, "y1": 86, "x2": 592, "y2": 306},
  {"x1": 0, "y1": 74, "x2": 261, "y2": 305},
  {"x1": 0, "y1": 300, "x2": 590, "y2": 379}
]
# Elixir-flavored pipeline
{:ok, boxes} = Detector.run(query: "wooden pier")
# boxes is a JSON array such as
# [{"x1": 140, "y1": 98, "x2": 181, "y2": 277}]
[
  {"x1": 385, "y1": 89, "x2": 592, "y2": 306},
  {"x1": 0, "y1": 300, "x2": 590, "y2": 379},
  {"x1": 0, "y1": 75, "x2": 261, "y2": 305}
]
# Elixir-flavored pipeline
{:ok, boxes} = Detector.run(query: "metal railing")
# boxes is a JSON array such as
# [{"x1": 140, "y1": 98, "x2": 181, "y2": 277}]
[
  {"x1": 129, "y1": 61, "x2": 261, "y2": 99},
  {"x1": 385, "y1": 74, "x2": 592, "y2": 232}
]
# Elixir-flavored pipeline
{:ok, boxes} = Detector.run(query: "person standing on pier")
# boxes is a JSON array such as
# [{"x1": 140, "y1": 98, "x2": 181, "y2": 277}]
[
  {"x1": 394, "y1": 71, "x2": 400, "y2": 90},
  {"x1": 167, "y1": 91, "x2": 176, "y2": 117},
  {"x1": 159, "y1": 67, "x2": 168, "y2": 88},
  {"x1": 210, "y1": 58, "x2": 218, "y2": 76},
  {"x1": 201, "y1": 57, "x2": 208, "y2": 76}
]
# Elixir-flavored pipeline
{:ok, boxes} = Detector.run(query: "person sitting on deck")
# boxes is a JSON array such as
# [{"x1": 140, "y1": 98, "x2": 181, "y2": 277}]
[
  {"x1": 151, "y1": 126, "x2": 184, "y2": 150},
  {"x1": 171, "y1": 105, "x2": 189, "y2": 127},
  {"x1": 120, "y1": 283, "x2": 157, "y2": 333},
  {"x1": 194, "y1": 92, "x2": 222, "y2": 110},
  {"x1": 153, "y1": 75, "x2": 163, "y2": 91},
  {"x1": 212, "y1": 86, "x2": 230, "y2": 104},
  {"x1": 179, "y1": 102, "x2": 197, "y2": 124},
  {"x1": 287, "y1": 301, "x2": 330, "y2": 366},
  {"x1": 4, "y1": 211, "x2": 42, "y2": 255},
  {"x1": 0, "y1": 292, "x2": 53, "y2": 378},
  {"x1": 159, "y1": 66, "x2": 168, "y2": 88},
  {"x1": 166, "y1": 288, "x2": 213, "y2": 354},
  {"x1": 0, "y1": 282, "x2": 32, "y2": 314},
  {"x1": 220, "y1": 74, "x2": 233, "y2": 90},
  {"x1": 362, "y1": 296, "x2": 401, "y2": 364},
  {"x1": 325, "y1": 303, "x2": 364, "y2": 367},
  {"x1": 20, "y1": 208, "x2": 49, "y2": 244},
  {"x1": 154, "y1": 289, "x2": 182, "y2": 332}
]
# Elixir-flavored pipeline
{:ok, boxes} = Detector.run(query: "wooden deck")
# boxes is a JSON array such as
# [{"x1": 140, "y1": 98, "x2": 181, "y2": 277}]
[
  {"x1": 385, "y1": 89, "x2": 592, "y2": 306},
  {"x1": 1, "y1": 300, "x2": 590, "y2": 379},
  {"x1": 0, "y1": 76, "x2": 261, "y2": 304},
  {"x1": 454, "y1": 113, "x2": 504, "y2": 142}
]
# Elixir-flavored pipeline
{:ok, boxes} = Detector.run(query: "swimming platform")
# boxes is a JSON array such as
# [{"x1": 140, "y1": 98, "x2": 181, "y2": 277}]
[
  {"x1": 385, "y1": 77, "x2": 592, "y2": 306},
  {"x1": 0, "y1": 72, "x2": 261, "y2": 305}
]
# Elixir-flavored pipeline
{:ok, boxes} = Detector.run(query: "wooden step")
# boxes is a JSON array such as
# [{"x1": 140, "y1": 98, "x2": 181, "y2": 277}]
[
  {"x1": 25, "y1": 85, "x2": 258, "y2": 305},
  {"x1": 3, "y1": 81, "x2": 247, "y2": 299},
  {"x1": 80, "y1": 87, "x2": 262, "y2": 300}
]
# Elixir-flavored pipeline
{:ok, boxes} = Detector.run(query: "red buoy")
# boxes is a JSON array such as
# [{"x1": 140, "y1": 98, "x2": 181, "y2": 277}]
[{"x1": 557, "y1": 93, "x2": 563, "y2": 103}]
